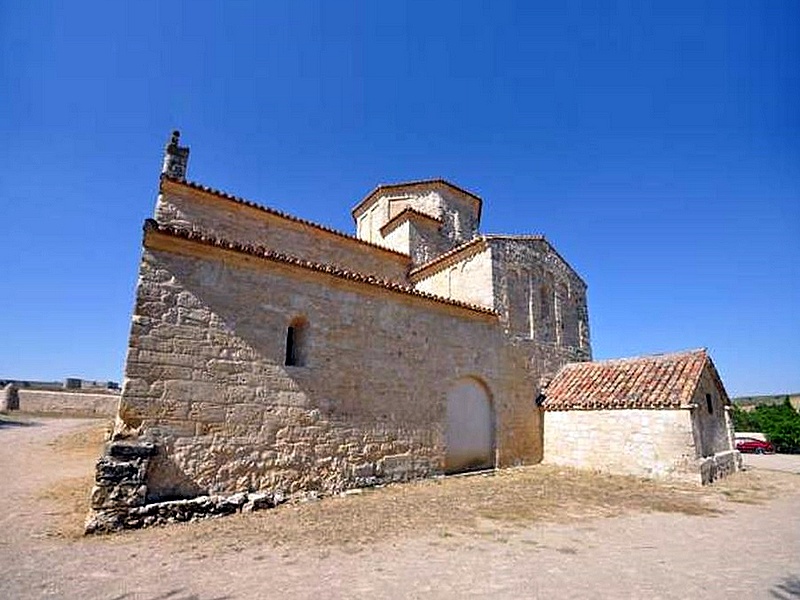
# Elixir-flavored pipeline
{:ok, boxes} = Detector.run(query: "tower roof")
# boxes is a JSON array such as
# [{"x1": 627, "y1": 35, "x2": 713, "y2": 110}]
[{"x1": 351, "y1": 179, "x2": 482, "y2": 221}]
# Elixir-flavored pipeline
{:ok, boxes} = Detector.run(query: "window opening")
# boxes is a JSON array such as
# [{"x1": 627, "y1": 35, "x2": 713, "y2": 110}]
[
  {"x1": 284, "y1": 317, "x2": 308, "y2": 367},
  {"x1": 706, "y1": 393, "x2": 713, "y2": 415},
  {"x1": 285, "y1": 327, "x2": 297, "y2": 366}
]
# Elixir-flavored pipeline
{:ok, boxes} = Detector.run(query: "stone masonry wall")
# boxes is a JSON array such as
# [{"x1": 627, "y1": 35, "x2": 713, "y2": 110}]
[
  {"x1": 413, "y1": 239, "x2": 588, "y2": 407},
  {"x1": 413, "y1": 245, "x2": 495, "y2": 309},
  {"x1": 16, "y1": 390, "x2": 119, "y2": 417},
  {"x1": 157, "y1": 181, "x2": 411, "y2": 283},
  {"x1": 487, "y1": 238, "x2": 590, "y2": 359},
  {"x1": 543, "y1": 409, "x2": 702, "y2": 482},
  {"x1": 690, "y1": 366, "x2": 735, "y2": 458},
  {"x1": 434, "y1": 188, "x2": 480, "y2": 248},
  {"x1": 357, "y1": 187, "x2": 480, "y2": 264},
  {"x1": 104, "y1": 234, "x2": 542, "y2": 517}
]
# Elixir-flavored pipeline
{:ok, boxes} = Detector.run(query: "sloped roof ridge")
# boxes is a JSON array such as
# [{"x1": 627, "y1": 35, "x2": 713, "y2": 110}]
[
  {"x1": 408, "y1": 236, "x2": 487, "y2": 279},
  {"x1": 481, "y1": 234, "x2": 586, "y2": 286},
  {"x1": 390, "y1": 206, "x2": 443, "y2": 223},
  {"x1": 562, "y1": 348, "x2": 707, "y2": 368},
  {"x1": 482, "y1": 233, "x2": 546, "y2": 240},
  {"x1": 160, "y1": 175, "x2": 410, "y2": 260},
  {"x1": 379, "y1": 206, "x2": 443, "y2": 237},
  {"x1": 144, "y1": 219, "x2": 499, "y2": 318},
  {"x1": 375, "y1": 178, "x2": 481, "y2": 199}
]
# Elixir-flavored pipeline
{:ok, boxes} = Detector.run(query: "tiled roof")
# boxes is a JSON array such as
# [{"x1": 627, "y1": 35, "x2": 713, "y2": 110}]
[
  {"x1": 408, "y1": 237, "x2": 488, "y2": 281},
  {"x1": 160, "y1": 176, "x2": 410, "y2": 260},
  {"x1": 352, "y1": 178, "x2": 483, "y2": 220},
  {"x1": 543, "y1": 349, "x2": 711, "y2": 411},
  {"x1": 379, "y1": 207, "x2": 443, "y2": 237},
  {"x1": 143, "y1": 220, "x2": 499, "y2": 318}
]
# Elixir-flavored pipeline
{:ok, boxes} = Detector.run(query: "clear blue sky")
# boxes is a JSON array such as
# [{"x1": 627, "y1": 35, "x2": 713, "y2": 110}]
[{"x1": 1, "y1": 1, "x2": 797, "y2": 396}]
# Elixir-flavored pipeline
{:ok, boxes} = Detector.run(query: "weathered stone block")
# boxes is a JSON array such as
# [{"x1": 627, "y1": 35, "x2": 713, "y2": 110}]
[{"x1": 108, "y1": 440, "x2": 157, "y2": 459}]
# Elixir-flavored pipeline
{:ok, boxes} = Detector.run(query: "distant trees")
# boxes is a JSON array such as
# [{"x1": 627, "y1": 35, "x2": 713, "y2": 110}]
[{"x1": 732, "y1": 399, "x2": 800, "y2": 454}]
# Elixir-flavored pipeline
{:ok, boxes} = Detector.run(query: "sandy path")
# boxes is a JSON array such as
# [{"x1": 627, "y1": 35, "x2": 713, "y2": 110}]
[{"x1": 1, "y1": 416, "x2": 798, "y2": 599}]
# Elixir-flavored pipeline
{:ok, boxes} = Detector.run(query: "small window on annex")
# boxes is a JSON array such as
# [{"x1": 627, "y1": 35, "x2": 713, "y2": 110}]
[
  {"x1": 706, "y1": 393, "x2": 714, "y2": 415},
  {"x1": 284, "y1": 317, "x2": 309, "y2": 367}
]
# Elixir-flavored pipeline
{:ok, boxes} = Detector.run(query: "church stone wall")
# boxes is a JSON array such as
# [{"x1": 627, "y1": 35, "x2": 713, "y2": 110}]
[
  {"x1": 381, "y1": 219, "x2": 412, "y2": 255},
  {"x1": 435, "y1": 189, "x2": 480, "y2": 247},
  {"x1": 407, "y1": 217, "x2": 452, "y2": 265},
  {"x1": 413, "y1": 245, "x2": 495, "y2": 309},
  {"x1": 487, "y1": 238, "x2": 590, "y2": 359},
  {"x1": 356, "y1": 186, "x2": 480, "y2": 264},
  {"x1": 157, "y1": 182, "x2": 411, "y2": 283},
  {"x1": 113, "y1": 235, "x2": 541, "y2": 509},
  {"x1": 355, "y1": 195, "x2": 391, "y2": 245}
]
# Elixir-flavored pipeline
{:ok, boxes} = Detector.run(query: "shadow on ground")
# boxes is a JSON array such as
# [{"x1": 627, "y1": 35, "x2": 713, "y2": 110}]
[
  {"x1": 0, "y1": 416, "x2": 39, "y2": 428},
  {"x1": 109, "y1": 590, "x2": 232, "y2": 600},
  {"x1": 771, "y1": 575, "x2": 800, "y2": 599}
]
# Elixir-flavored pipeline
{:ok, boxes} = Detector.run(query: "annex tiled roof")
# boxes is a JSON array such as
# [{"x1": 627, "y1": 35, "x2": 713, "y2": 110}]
[
  {"x1": 143, "y1": 220, "x2": 499, "y2": 318},
  {"x1": 352, "y1": 178, "x2": 483, "y2": 220},
  {"x1": 161, "y1": 176, "x2": 410, "y2": 260},
  {"x1": 543, "y1": 349, "x2": 710, "y2": 411}
]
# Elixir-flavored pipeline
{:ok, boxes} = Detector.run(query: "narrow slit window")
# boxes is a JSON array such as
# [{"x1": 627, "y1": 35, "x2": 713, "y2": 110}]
[
  {"x1": 284, "y1": 318, "x2": 307, "y2": 367},
  {"x1": 285, "y1": 326, "x2": 297, "y2": 366},
  {"x1": 706, "y1": 393, "x2": 713, "y2": 414}
]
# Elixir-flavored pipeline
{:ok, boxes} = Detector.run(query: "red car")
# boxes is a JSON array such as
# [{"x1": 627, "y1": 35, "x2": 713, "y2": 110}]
[{"x1": 735, "y1": 438, "x2": 775, "y2": 454}]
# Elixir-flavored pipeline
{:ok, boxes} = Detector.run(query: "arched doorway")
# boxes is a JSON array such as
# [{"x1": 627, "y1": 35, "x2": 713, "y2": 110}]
[{"x1": 445, "y1": 377, "x2": 495, "y2": 473}]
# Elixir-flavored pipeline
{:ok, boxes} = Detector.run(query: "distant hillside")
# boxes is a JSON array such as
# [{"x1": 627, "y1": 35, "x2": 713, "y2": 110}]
[{"x1": 732, "y1": 393, "x2": 800, "y2": 412}]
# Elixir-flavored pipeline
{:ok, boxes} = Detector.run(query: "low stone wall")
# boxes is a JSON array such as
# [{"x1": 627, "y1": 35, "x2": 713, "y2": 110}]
[
  {"x1": 699, "y1": 450, "x2": 742, "y2": 484},
  {"x1": 543, "y1": 409, "x2": 702, "y2": 482},
  {"x1": 17, "y1": 390, "x2": 119, "y2": 417}
]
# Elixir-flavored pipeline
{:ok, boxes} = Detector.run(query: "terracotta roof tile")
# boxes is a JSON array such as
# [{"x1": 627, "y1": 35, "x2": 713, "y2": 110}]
[
  {"x1": 543, "y1": 349, "x2": 710, "y2": 411},
  {"x1": 143, "y1": 220, "x2": 499, "y2": 318}
]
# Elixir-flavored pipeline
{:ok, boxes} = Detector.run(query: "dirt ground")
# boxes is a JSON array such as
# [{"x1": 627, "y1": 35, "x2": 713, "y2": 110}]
[{"x1": 1, "y1": 416, "x2": 799, "y2": 599}]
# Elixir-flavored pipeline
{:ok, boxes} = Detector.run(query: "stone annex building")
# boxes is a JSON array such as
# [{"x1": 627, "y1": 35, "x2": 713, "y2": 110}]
[{"x1": 86, "y1": 133, "x2": 739, "y2": 532}]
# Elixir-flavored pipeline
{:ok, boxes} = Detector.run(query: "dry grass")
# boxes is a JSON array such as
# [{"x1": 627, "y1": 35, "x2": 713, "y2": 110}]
[
  {"x1": 709, "y1": 468, "x2": 791, "y2": 504},
  {"x1": 39, "y1": 419, "x2": 799, "y2": 550},
  {"x1": 140, "y1": 466, "x2": 745, "y2": 553},
  {"x1": 38, "y1": 420, "x2": 109, "y2": 539},
  {"x1": 40, "y1": 475, "x2": 97, "y2": 538},
  {"x1": 46, "y1": 420, "x2": 109, "y2": 457}
]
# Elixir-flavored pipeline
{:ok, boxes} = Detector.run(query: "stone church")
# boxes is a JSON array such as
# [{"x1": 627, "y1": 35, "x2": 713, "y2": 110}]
[{"x1": 86, "y1": 133, "x2": 738, "y2": 532}]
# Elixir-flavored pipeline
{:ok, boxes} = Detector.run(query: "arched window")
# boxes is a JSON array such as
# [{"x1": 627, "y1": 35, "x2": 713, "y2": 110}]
[{"x1": 284, "y1": 317, "x2": 308, "y2": 367}]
